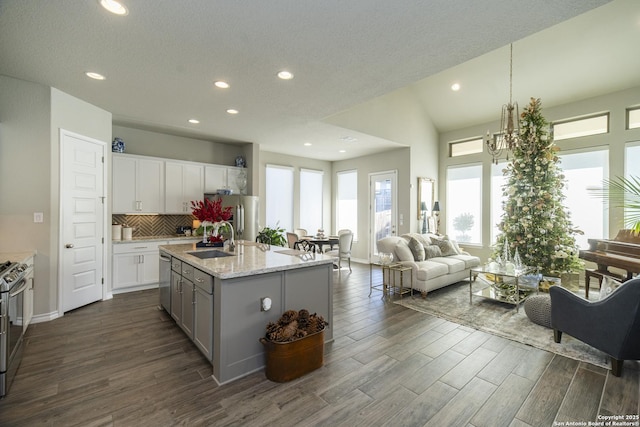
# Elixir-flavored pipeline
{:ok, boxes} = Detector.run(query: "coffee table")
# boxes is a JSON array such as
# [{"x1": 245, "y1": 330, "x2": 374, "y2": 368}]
[{"x1": 469, "y1": 265, "x2": 538, "y2": 312}]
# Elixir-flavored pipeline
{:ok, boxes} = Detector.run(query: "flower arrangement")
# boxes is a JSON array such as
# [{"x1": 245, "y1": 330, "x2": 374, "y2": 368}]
[
  {"x1": 191, "y1": 198, "x2": 233, "y2": 243},
  {"x1": 191, "y1": 198, "x2": 232, "y2": 223}
]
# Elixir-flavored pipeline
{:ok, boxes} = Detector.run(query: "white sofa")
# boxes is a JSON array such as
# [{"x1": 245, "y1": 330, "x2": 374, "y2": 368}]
[{"x1": 376, "y1": 233, "x2": 480, "y2": 296}]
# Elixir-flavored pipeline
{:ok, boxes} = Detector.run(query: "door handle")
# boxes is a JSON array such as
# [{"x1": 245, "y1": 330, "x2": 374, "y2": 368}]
[{"x1": 65, "y1": 243, "x2": 74, "y2": 248}]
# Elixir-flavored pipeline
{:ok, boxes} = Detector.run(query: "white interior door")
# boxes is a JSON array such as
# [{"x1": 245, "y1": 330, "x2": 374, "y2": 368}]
[
  {"x1": 60, "y1": 130, "x2": 106, "y2": 313},
  {"x1": 370, "y1": 171, "x2": 397, "y2": 259}
]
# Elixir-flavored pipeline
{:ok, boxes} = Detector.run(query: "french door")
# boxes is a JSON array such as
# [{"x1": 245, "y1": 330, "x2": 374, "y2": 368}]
[{"x1": 369, "y1": 171, "x2": 397, "y2": 259}]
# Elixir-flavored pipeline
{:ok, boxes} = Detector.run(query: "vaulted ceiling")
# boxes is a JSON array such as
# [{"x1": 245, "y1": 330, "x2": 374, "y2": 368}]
[{"x1": 2, "y1": 0, "x2": 637, "y2": 161}]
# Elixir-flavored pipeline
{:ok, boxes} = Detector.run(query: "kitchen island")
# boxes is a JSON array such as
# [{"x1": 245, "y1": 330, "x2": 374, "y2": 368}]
[{"x1": 159, "y1": 242, "x2": 334, "y2": 384}]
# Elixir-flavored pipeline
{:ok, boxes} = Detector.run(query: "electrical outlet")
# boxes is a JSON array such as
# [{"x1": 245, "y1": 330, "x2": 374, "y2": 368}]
[{"x1": 34, "y1": 212, "x2": 44, "y2": 223}]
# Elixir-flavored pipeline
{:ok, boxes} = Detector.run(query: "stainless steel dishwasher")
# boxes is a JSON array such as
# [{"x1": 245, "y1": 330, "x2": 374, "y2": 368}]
[{"x1": 158, "y1": 251, "x2": 171, "y2": 313}]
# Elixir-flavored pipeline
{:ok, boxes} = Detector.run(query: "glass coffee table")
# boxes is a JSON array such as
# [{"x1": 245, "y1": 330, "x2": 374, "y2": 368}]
[{"x1": 469, "y1": 264, "x2": 539, "y2": 312}]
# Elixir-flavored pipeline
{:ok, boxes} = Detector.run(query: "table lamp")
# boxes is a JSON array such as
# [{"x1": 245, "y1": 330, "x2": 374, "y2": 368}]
[
  {"x1": 420, "y1": 202, "x2": 427, "y2": 234},
  {"x1": 432, "y1": 201, "x2": 440, "y2": 234}
]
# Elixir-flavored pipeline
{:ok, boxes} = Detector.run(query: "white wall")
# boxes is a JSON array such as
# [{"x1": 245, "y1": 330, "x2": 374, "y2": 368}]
[
  {"x1": 439, "y1": 86, "x2": 640, "y2": 261},
  {"x1": 0, "y1": 75, "x2": 51, "y2": 315},
  {"x1": 0, "y1": 76, "x2": 113, "y2": 319}
]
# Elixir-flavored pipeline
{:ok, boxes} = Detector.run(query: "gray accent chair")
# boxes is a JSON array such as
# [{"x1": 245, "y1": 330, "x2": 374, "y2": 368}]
[{"x1": 550, "y1": 277, "x2": 640, "y2": 376}]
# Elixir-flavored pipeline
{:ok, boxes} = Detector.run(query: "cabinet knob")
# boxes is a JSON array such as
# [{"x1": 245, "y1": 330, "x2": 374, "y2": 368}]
[{"x1": 65, "y1": 243, "x2": 74, "y2": 248}]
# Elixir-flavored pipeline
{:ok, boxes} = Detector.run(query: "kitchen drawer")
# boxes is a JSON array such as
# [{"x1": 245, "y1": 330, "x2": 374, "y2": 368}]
[
  {"x1": 171, "y1": 257, "x2": 182, "y2": 273},
  {"x1": 193, "y1": 269, "x2": 213, "y2": 294},
  {"x1": 181, "y1": 263, "x2": 195, "y2": 282},
  {"x1": 113, "y1": 241, "x2": 163, "y2": 254}
]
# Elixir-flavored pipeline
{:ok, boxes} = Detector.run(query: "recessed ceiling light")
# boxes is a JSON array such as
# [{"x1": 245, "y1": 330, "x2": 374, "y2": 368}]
[
  {"x1": 99, "y1": 0, "x2": 128, "y2": 15},
  {"x1": 304, "y1": 142, "x2": 312, "y2": 146},
  {"x1": 85, "y1": 71, "x2": 106, "y2": 80},
  {"x1": 340, "y1": 136, "x2": 358, "y2": 143},
  {"x1": 339, "y1": 150, "x2": 346, "y2": 153},
  {"x1": 451, "y1": 83, "x2": 461, "y2": 91},
  {"x1": 188, "y1": 119, "x2": 200, "y2": 124},
  {"x1": 214, "y1": 81, "x2": 230, "y2": 89},
  {"x1": 226, "y1": 109, "x2": 239, "y2": 115},
  {"x1": 277, "y1": 70, "x2": 294, "y2": 80}
]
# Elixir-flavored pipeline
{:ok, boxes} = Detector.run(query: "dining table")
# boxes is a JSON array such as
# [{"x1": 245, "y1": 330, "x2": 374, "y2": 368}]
[{"x1": 300, "y1": 235, "x2": 339, "y2": 253}]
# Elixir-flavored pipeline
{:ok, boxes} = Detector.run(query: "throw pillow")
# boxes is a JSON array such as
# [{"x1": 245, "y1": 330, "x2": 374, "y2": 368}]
[
  {"x1": 433, "y1": 238, "x2": 457, "y2": 256},
  {"x1": 407, "y1": 237, "x2": 425, "y2": 261},
  {"x1": 599, "y1": 275, "x2": 623, "y2": 300},
  {"x1": 394, "y1": 240, "x2": 414, "y2": 262},
  {"x1": 424, "y1": 245, "x2": 442, "y2": 259}
]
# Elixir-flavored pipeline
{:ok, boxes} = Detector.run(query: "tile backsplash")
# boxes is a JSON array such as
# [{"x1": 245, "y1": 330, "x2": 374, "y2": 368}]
[{"x1": 112, "y1": 214, "x2": 196, "y2": 237}]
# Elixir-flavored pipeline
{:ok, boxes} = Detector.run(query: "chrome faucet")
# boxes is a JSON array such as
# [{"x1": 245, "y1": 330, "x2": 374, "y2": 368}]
[{"x1": 216, "y1": 221, "x2": 235, "y2": 252}]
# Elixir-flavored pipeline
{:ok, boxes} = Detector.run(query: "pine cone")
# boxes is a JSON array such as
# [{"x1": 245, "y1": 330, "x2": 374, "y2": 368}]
[
  {"x1": 279, "y1": 309, "x2": 298, "y2": 325},
  {"x1": 297, "y1": 309, "x2": 310, "y2": 330}
]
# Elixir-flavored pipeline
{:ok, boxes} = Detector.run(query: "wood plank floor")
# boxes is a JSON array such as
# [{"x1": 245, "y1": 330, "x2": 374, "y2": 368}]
[{"x1": 1, "y1": 263, "x2": 638, "y2": 426}]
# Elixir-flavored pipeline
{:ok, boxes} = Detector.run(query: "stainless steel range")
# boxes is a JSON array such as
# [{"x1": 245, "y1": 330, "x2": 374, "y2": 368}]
[{"x1": 0, "y1": 260, "x2": 32, "y2": 397}]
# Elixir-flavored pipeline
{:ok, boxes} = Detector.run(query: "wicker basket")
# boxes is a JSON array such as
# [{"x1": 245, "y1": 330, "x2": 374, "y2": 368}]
[{"x1": 259, "y1": 329, "x2": 325, "y2": 382}]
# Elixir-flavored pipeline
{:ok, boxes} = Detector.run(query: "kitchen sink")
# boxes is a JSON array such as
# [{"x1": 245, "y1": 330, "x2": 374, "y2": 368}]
[{"x1": 187, "y1": 250, "x2": 234, "y2": 259}]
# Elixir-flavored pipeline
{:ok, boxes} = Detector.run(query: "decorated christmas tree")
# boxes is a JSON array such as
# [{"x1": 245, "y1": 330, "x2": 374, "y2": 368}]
[{"x1": 493, "y1": 98, "x2": 582, "y2": 276}]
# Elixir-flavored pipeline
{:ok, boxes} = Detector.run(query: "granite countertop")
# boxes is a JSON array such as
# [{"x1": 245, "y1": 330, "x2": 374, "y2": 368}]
[
  {"x1": 160, "y1": 242, "x2": 334, "y2": 279},
  {"x1": 1, "y1": 251, "x2": 36, "y2": 263},
  {"x1": 113, "y1": 235, "x2": 201, "y2": 244}
]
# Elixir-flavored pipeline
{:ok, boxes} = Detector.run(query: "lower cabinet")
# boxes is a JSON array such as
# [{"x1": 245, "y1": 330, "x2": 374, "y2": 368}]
[
  {"x1": 112, "y1": 242, "x2": 162, "y2": 292},
  {"x1": 193, "y1": 270, "x2": 213, "y2": 361},
  {"x1": 169, "y1": 257, "x2": 213, "y2": 361}
]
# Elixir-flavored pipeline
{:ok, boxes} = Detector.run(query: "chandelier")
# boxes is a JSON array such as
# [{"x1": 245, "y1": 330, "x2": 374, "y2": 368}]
[{"x1": 486, "y1": 43, "x2": 520, "y2": 164}]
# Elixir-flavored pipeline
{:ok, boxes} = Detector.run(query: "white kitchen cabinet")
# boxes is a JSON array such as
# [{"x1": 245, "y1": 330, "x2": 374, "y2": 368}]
[
  {"x1": 165, "y1": 161, "x2": 204, "y2": 213},
  {"x1": 113, "y1": 154, "x2": 164, "y2": 213},
  {"x1": 204, "y1": 165, "x2": 245, "y2": 195},
  {"x1": 112, "y1": 242, "x2": 162, "y2": 293},
  {"x1": 204, "y1": 165, "x2": 227, "y2": 194}
]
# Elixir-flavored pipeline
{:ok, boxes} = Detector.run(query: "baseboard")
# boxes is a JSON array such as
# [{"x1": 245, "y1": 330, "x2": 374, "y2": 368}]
[
  {"x1": 111, "y1": 283, "x2": 159, "y2": 295},
  {"x1": 30, "y1": 311, "x2": 60, "y2": 324}
]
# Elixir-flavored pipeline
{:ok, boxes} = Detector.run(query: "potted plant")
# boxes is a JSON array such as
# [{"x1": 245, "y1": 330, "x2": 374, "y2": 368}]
[
  {"x1": 256, "y1": 223, "x2": 287, "y2": 246},
  {"x1": 260, "y1": 309, "x2": 328, "y2": 382},
  {"x1": 590, "y1": 175, "x2": 640, "y2": 232}
]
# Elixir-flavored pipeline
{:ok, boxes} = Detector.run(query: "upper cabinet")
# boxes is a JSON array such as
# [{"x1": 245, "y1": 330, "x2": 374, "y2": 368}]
[
  {"x1": 113, "y1": 154, "x2": 164, "y2": 213},
  {"x1": 113, "y1": 154, "x2": 241, "y2": 214},
  {"x1": 204, "y1": 165, "x2": 244, "y2": 195},
  {"x1": 165, "y1": 161, "x2": 204, "y2": 213}
]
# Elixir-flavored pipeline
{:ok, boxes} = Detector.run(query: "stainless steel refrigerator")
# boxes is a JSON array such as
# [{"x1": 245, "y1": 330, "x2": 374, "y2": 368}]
[{"x1": 204, "y1": 194, "x2": 260, "y2": 242}]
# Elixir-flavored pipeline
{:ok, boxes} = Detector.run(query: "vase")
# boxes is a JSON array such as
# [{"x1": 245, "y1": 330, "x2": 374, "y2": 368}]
[
  {"x1": 112, "y1": 137, "x2": 125, "y2": 153},
  {"x1": 259, "y1": 329, "x2": 325, "y2": 382}
]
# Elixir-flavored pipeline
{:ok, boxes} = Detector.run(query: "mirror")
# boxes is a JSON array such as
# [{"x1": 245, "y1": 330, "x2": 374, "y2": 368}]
[{"x1": 417, "y1": 177, "x2": 434, "y2": 220}]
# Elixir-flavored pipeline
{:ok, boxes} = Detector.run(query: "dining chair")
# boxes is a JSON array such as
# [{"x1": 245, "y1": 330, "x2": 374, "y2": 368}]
[
  {"x1": 326, "y1": 231, "x2": 353, "y2": 272},
  {"x1": 286, "y1": 232, "x2": 299, "y2": 249},
  {"x1": 294, "y1": 240, "x2": 316, "y2": 253},
  {"x1": 294, "y1": 228, "x2": 308, "y2": 239}
]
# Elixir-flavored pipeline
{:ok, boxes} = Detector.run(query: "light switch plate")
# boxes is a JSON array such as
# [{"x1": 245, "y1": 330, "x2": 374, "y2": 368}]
[{"x1": 34, "y1": 212, "x2": 44, "y2": 223}]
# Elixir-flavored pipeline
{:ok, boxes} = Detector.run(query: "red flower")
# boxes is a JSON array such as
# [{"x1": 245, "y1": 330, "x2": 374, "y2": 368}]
[{"x1": 190, "y1": 198, "x2": 233, "y2": 223}]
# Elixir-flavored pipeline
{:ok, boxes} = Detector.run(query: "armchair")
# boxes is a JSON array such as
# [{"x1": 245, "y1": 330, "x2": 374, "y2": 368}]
[{"x1": 550, "y1": 277, "x2": 640, "y2": 376}]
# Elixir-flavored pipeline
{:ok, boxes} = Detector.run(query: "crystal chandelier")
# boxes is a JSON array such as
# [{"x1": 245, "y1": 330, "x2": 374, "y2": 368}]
[{"x1": 486, "y1": 43, "x2": 520, "y2": 164}]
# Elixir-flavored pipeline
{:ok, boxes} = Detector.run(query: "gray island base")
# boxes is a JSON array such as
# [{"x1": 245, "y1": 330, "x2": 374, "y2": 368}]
[{"x1": 159, "y1": 242, "x2": 334, "y2": 385}]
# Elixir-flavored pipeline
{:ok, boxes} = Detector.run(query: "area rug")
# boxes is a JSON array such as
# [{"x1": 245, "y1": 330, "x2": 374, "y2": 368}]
[{"x1": 394, "y1": 280, "x2": 610, "y2": 370}]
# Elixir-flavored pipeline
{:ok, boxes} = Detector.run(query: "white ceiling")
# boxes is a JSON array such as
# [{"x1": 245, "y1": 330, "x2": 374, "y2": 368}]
[{"x1": 1, "y1": 0, "x2": 637, "y2": 161}]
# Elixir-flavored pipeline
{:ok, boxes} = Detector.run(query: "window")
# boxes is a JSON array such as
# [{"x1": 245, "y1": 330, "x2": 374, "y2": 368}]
[
  {"x1": 336, "y1": 170, "x2": 357, "y2": 239},
  {"x1": 446, "y1": 164, "x2": 482, "y2": 244},
  {"x1": 627, "y1": 107, "x2": 640, "y2": 130},
  {"x1": 265, "y1": 164, "x2": 293, "y2": 231},
  {"x1": 553, "y1": 113, "x2": 609, "y2": 141},
  {"x1": 450, "y1": 137, "x2": 483, "y2": 157},
  {"x1": 299, "y1": 168, "x2": 323, "y2": 233},
  {"x1": 625, "y1": 143, "x2": 640, "y2": 226},
  {"x1": 558, "y1": 149, "x2": 608, "y2": 249},
  {"x1": 490, "y1": 161, "x2": 508, "y2": 244}
]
